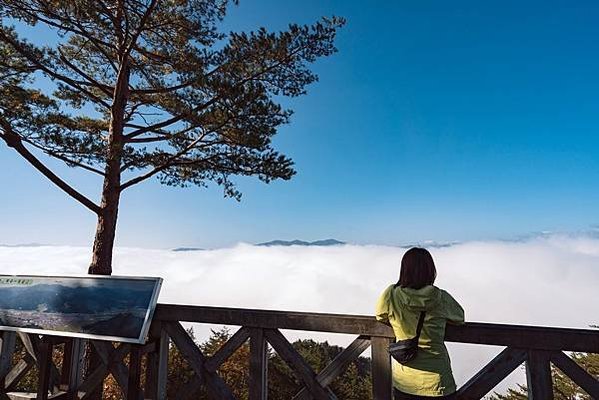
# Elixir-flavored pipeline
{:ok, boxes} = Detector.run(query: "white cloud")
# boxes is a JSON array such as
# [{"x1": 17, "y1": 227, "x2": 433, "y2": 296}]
[{"x1": 0, "y1": 235, "x2": 597, "y2": 396}]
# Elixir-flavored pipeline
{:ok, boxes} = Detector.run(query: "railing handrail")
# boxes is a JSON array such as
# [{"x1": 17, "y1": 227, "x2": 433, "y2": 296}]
[{"x1": 154, "y1": 303, "x2": 599, "y2": 353}]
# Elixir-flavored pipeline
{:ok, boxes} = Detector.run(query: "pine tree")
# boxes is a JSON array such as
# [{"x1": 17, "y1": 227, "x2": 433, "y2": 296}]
[{"x1": 0, "y1": 1, "x2": 344, "y2": 274}]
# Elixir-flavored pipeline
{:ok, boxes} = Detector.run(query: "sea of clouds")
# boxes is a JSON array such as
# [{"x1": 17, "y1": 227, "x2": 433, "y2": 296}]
[{"x1": 0, "y1": 234, "x2": 597, "y2": 396}]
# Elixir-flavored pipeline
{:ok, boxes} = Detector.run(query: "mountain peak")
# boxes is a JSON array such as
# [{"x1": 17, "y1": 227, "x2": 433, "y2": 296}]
[
  {"x1": 256, "y1": 239, "x2": 345, "y2": 247},
  {"x1": 171, "y1": 247, "x2": 204, "y2": 252}
]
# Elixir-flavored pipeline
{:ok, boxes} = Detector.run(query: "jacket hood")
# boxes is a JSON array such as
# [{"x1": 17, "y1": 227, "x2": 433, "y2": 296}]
[{"x1": 391, "y1": 285, "x2": 442, "y2": 311}]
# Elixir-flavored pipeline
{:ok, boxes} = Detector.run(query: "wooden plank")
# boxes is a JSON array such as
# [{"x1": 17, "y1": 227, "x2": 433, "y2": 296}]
[
  {"x1": 154, "y1": 304, "x2": 599, "y2": 352},
  {"x1": 550, "y1": 351, "x2": 599, "y2": 399},
  {"x1": 312, "y1": 335, "x2": 370, "y2": 388},
  {"x1": 0, "y1": 332, "x2": 16, "y2": 387},
  {"x1": 20, "y1": 335, "x2": 59, "y2": 392},
  {"x1": 163, "y1": 322, "x2": 205, "y2": 379},
  {"x1": 59, "y1": 340, "x2": 73, "y2": 390},
  {"x1": 155, "y1": 304, "x2": 393, "y2": 337},
  {"x1": 7, "y1": 393, "x2": 38, "y2": 400},
  {"x1": 90, "y1": 342, "x2": 130, "y2": 396},
  {"x1": 127, "y1": 346, "x2": 142, "y2": 400},
  {"x1": 164, "y1": 321, "x2": 236, "y2": 400},
  {"x1": 294, "y1": 335, "x2": 371, "y2": 400},
  {"x1": 36, "y1": 342, "x2": 53, "y2": 400},
  {"x1": 155, "y1": 329, "x2": 169, "y2": 400},
  {"x1": 41, "y1": 338, "x2": 67, "y2": 346},
  {"x1": 249, "y1": 328, "x2": 268, "y2": 400},
  {"x1": 17, "y1": 334, "x2": 37, "y2": 363},
  {"x1": 264, "y1": 328, "x2": 335, "y2": 400},
  {"x1": 457, "y1": 347, "x2": 527, "y2": 399},
  {"x1": 59, "y1": 339, "x2": 84, "y2": 398},
  {"x1": 371, "y1": 336, "x2": 392, "y2": 400},
  {"x1": 46, "y1": 392, "x2": 67, "y2": 400},
  {"x1": 139, "y1": 342, "x2": 156, "y2": 355},
  {"x1": 145, "y1": 327, "x2": 169, "y2": 400},
  {"x1": 447, "y1": 323, "x2": 599, "y2": 353},
  {"x1": 78, "y1": 365, "x2": 109, "y2": 400},
  {"x1": 176, "y1": 377, "x2": 202, "y2": 400},
  {"x1": 526, "y1": 350, "x2": 553, "y2": 400},
  {"x1": 205, "y1": 327, "x2": 251, "y2": 372},
  {"x1": 6, "y1": 392, "x2": 66, "y2": 400},
  {"x1": 84, "y1": 344, "x2": 103, "y2": 400},
  {"x1": 0, "y1": 331, "x2": 17, "y2": 400},
  {"x1": 5, "y1": 355, "x2": 34, "y2": 391},
  {"x1": 79, "y1": 342, "x2": 131, "y2": 399}
]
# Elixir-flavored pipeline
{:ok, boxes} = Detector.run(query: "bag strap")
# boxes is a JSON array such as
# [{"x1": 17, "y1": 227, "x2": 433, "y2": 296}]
[{"x1": 415, "y1": 311, "x2": 426, "y2": 339}]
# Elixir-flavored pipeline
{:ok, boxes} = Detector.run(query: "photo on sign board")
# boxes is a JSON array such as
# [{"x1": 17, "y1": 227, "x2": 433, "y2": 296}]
[{"x1": 0, "y1": 275, "x2": 162, "y2": 343}]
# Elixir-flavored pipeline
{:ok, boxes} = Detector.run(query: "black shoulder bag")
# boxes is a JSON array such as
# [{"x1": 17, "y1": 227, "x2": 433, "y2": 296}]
[{"x1": 388, "y1": 310, "x2": 425, "y2": 364}]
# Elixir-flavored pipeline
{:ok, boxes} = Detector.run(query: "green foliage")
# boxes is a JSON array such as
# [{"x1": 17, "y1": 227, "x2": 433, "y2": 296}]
[
  {"x1": 167, "y1": 327, "x2": 372, "y2": 399},
  {"x1": 490, "y1": 352, "x2": 599, "y2": 400},
  {"x1": 0, "y1": 1, "x2": 344, "y2": 199},
  {"x1": 7, "y1": 328, "x2": 369, "y2": 399},
  {"x1": 268, "y1": 338, "x2": 372, "y2": 400}
]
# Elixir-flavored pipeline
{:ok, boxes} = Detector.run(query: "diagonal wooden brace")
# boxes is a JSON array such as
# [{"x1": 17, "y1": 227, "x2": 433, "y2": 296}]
[
  {"x1": 457, "y1": 346, "x2": 527, "y2": 399},
  {"x1": 178, "y1": 326, "x2": 251, "y2": 399},
  {"x1": 79, "y1": 342, "x2": 132, "y2": 400},
  {"x1": 164, "y1": 321, "x2": 236, "y2": 400},
  {"x1": 264, "y1": 328, "x2": 337, "y2": 400},
  {"x1": 293, "y1": 335, "x2": 371, "y2": 400},
  {"x1": 550, "y1": 351, "x2": 599, "y2": 399}
]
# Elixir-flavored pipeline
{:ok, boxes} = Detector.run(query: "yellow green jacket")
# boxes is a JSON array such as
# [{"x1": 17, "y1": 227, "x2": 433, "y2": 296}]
[{"x1": 375, "y1": 284, "x2": 465, "y2": 396}]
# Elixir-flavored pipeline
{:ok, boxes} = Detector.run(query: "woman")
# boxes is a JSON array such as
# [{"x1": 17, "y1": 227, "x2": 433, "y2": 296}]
[{"x1": 375, "y1": 247, "x2": 464, "y2": 399}]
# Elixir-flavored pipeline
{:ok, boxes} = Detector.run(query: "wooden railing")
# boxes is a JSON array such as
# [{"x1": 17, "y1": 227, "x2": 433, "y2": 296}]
[{"x1": 0, "y1": 304, "x2": 598, "y2": 400}]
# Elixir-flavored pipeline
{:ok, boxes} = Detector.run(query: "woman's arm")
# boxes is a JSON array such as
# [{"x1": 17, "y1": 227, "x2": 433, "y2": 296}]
[
  {"x1": 443, "y1": 291, "x2": 465, "y2": 325},
  {"x1": 375, "y1": 285, "x2": 393, "y2": 324}
]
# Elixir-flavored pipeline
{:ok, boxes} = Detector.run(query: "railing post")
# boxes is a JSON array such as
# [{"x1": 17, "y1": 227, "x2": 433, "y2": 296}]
[
  {"x1": 526, "y1": 350, "x2": 553, "y2": 400},
  {"x1": 371, "y1": 336, "x2": 392, "y2": 400},
  {"x1": 127, "y1": 345, "x2": 143, "y2": 400},
  {"x1": 60, "y1": 338, "x2": 84, "y2": 399},
  {"x1": 36, "y1": 339, "x2": 53, "y2": 400},
  {"x1": 146, "y1": 324, "x2": 169, "y2": 400},
  {"x1": 0, "y1": 331, "x2": 16, "y2": 393},
  {"x1": 249, "y1": 328, "x2": 268, "y2": 400},
  {"x1": 86, "y1": 342, "x2": 104, "y2": 400}
]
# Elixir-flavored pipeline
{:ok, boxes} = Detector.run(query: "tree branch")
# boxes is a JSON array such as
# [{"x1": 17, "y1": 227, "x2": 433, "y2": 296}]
[
  {"x1": 123, "y1": 96, "x2": 220, "y2": 140},
  {"x1": 129, "y1": 80, "x2": 196, "y2": 95},
  {"x1": 0, "y1": 30, "x2": 111, "y2": 109},
  {"x1": 123, "y1": 46, "x2": 303, "y2": 140},
  {"x1": 0, "y1": 119, "x2": 101, "y2": 215},
  {"x1": 57, "y1": 48, "x2": 114, "y2": 97},
  {"x1": 122, "y1": 0, "x2": 158, "y2": 62},
  {"x1": 120, "y1": 114, "x2": 235, "y2": 190},
  {"x1": 126, "y1": 135, "x2": 170, "y2": 144},
  {"x1": 120, "y1": 133, "x2": 207, "y2": 190},
  {"x1": 10, "y1": 5, "x2": 119, "y2": 72},
  {"x1": 21, "y1": 136, "x2": 106, "y2": 176}
]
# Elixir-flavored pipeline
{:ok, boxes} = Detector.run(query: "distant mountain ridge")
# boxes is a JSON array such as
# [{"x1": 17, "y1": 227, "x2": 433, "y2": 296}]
[
  {"x1": 0, "y1": 243, "x2": 46, "y2": 247},
  {"x1": 398, "y1": 240, "x2": 460, "y2": 249},
  {"x1": 171, "y1": 247, "x2": 204, "y2": 252},
  {"x1": 256, "y1": 239, "x2": 345, "y2": 247}
]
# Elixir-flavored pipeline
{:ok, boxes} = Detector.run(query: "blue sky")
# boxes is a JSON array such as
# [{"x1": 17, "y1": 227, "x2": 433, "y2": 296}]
[{"x1": 2, "y1": 0, "x2": 599, "y2": 248}]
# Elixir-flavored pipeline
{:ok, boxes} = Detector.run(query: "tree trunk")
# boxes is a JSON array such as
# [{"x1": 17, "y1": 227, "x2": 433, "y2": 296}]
[
  {"x1": 88, "y1": 166, "x2": 121, "y2": 275},
  {"x1": 85, "y1": 16, "x2": 131, "y2": 400},
  {"x1": 88, "y1": 59, "x2": 130, "y2": 275}
]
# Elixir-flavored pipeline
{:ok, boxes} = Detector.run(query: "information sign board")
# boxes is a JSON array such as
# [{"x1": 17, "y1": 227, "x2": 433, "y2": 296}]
[{"x1": 0, "y1": 275, "x2": 162, "y2": 343}]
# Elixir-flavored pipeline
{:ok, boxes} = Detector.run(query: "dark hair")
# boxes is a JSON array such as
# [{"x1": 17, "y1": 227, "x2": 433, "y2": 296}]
[{"x1": 396, "y1": 247, "x2": 437, "y2": 289}]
